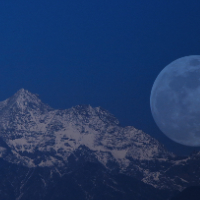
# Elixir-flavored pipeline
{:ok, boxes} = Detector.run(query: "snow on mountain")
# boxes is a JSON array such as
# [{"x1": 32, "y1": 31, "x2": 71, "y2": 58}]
[
  {"x1": 0, "y1": 89, "x2": 173, "y2": 169},
  {"x1": 0, "y1": 89, "x2": 199, "y2": 196},
  {"x1": 1, "y1": 88, "x2": 193, "y2": 194}
]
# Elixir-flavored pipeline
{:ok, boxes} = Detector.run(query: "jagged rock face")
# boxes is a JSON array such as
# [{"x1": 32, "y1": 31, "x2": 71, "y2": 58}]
[
  {"x1": 0, "y1": 89, "x2": 199, "y2": 200},
  {"x1": 0, "y1": 89, "x2": 172, "y2": 168}
]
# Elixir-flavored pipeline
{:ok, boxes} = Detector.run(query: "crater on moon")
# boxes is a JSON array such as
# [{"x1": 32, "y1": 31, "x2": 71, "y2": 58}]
[{"x1": 150, "y1": 55, "x2": 200, "y2": 146}]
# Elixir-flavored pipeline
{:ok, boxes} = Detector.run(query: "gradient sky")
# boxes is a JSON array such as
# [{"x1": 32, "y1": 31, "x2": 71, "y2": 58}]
[{"x1": 0, "y1": 0, "x2": 200, "y2": 155}]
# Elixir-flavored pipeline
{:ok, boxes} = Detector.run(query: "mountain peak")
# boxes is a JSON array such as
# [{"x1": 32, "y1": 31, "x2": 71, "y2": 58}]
[
  {"x1": 12, "y1": 88, "x2": 40, "y2": 105},
  {"x1": 15, "y1": 88, "x2": 34, "y2": 97},
  {"x1": 0, "y1": 89, "x2": 51, "y2": 113},
  {"x1": 16, "y1": 88, "x2": 29, "y2": 95}
]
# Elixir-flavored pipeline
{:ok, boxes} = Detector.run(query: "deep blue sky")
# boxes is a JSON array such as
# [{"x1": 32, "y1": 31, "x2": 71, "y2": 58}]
[{"x1": 0, "y1": 0, "x2": 200, "y2": 155}]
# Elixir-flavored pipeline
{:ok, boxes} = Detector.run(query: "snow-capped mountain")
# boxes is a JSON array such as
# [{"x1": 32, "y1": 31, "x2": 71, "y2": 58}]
[
  {"x1": 0, "y1": 89, "x2": 199, "y2": 200},
  {"x1": 0, "y1": 89, "x2": 172, "y2": 168}
]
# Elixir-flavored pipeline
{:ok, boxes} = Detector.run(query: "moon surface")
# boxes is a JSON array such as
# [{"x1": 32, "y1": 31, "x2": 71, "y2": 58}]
[{"x1": 150, "y1": 55, "x2": 200, "y2": 146}]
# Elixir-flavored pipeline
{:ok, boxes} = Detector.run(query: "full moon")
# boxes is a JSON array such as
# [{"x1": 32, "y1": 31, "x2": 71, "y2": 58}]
[{"x1": 150, "y1": 55, "x2": 200, "y2": 146}]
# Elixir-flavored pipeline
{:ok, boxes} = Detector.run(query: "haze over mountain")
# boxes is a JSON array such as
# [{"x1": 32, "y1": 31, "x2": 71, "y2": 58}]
[{"x1": 0, "y1": 89, "x2": 199, "y2": 200}]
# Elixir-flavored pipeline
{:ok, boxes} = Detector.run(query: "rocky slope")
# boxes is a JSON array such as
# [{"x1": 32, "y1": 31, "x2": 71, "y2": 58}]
[
  {"x1": 0, "y1": 89, "x2": 199, "y2": 200},
  {"x1": 0, "y1": 89, "x2": 172, "y2": 168}
]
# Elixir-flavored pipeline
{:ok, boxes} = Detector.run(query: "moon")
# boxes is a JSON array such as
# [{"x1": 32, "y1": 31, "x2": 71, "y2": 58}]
[{"x1": 150, "y1": 55, "x2": 200, "y2": 146}]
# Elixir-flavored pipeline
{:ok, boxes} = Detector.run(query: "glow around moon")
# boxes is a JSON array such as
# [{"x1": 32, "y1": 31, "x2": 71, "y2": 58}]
[{"x1": 150, "y1": 55, "x2": 200, "y2": 146}]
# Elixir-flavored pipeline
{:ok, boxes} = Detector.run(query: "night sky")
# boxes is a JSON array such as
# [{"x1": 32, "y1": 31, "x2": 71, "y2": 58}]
[{"x1": 0, "y1": 0, "x2": 200, "y2": 155}]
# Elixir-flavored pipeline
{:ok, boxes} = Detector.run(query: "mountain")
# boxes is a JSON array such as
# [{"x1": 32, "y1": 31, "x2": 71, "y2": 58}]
[
  {"x1": 0, "y1": 89, "x2": 172, "y2": 168},
  {"x1": 0, "y1": 89, "x2": 199, "y2": 199}
]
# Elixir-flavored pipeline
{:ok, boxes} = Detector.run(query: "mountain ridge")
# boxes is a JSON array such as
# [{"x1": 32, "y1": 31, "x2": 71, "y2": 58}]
[
  {"x1": 0, "y1": 89, "x2": 199, "y2": 199},
  {"x1": 0, "y1": 89, "x2": 173, "y2": 169}
]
